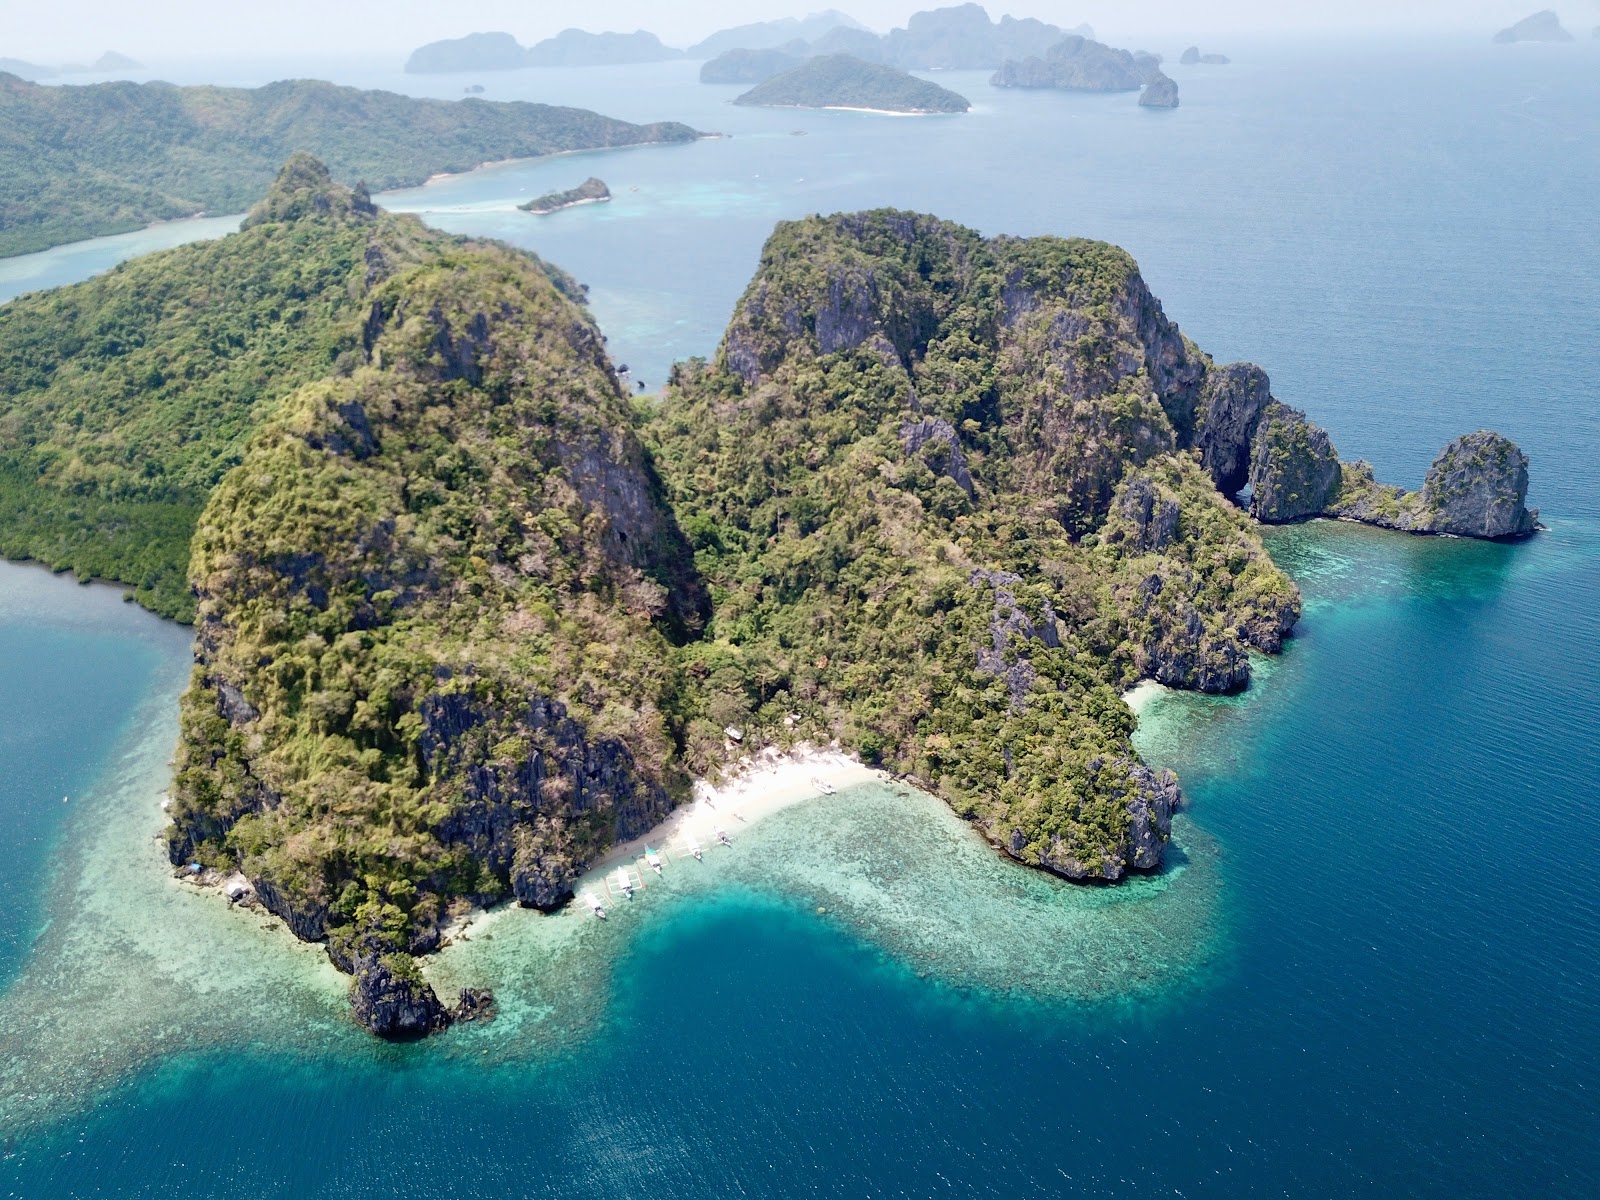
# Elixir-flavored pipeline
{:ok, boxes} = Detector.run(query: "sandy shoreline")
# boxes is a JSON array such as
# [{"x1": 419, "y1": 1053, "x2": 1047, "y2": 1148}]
[{"x1": 585, "y1": 744, "x2": 883, "y2": 882}]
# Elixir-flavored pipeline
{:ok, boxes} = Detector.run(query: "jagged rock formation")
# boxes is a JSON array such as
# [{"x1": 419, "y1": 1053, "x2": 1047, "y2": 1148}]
[
  {"x1": 1139, "y1": 71, "x2": 1180, "y2": 109},
  {"x1": 1247, "y1": 403, "x2": 1343, "y2": 522},
  {"x1": 165, "y1": 158, "x2": 708, "y2": 1037},
  {"x1": 1180, "y1": 47, "x2": 1230, "y2": 65},
  {"x1": 1493, "y1": 11, "x2": 1574, "y2": 43}
]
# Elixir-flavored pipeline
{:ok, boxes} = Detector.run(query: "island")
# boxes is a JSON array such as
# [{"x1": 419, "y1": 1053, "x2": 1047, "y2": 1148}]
[
  {"x1": 1493, "y1": 10, "x2": 1575, "y2": 42},
  {"x1": 525, "y1": 29, "x2": 682, "y2": 67},
  {"x1": 404, "y1": 31, "x2": 529, "y2": 73},
  {"x1": 694, "y1": 6, "x2": 1095, "y2": 74},
  {"x1": 405, "y1": 28, "x2": 681, "y2": 72},
  {"x1": 991, "y1": 34, "x2": 1167, "y2": 98},
  {"x1": 0, "y1": 73, "x2": 700, "y2": 257},
  {"x1": 0, "y1": 158, "x2": 1535, "y2": 1038},
  {"x1": 1179, "y1": 46, "x2": 1230, "y2": 65},
  {"x1": 520, "y1": 176, "x2": 611, "y2": 213},
  {"x1": 1139, "y1": 70, "x2": 1180, "y2": 108},
  {"x1": 881, "y1": 4, "x2": 1093, "y2": 69},
  {"x1": 700, "y1": 46, "x2": 807, "y2": 85},
  {"x1": 734, "y1": 54, "x2": 971, "y2": 113},
  {"x1": 686, "y1": 11, "x2": 867, "y2": 59}
]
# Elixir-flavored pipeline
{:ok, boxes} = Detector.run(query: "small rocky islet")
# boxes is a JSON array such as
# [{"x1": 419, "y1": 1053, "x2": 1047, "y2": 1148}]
[
  {"x1": 0, "y1": 158, "x2": 1536, "y2": 1038},
  {"x1": 519, "y1": 177, "x2": 612, "y2": 213}
]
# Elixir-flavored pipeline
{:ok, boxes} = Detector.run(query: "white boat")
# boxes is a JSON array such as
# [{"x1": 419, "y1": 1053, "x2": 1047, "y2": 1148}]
[
  {"x1": 582, "y1": 890, "x2": 606, "y2": 919},
  {"x1": 614, "y1": 866, "x2": 635, "y2": 898},
  {"x1": 683, "y1": 832, "x2": 704, "y2": 861},
  {"x1": 813, "y1": 778, "x2": 837, "y2": 795},
  {"x1": 644, "y1": 846, "x2": 663, "y2": 875},
  {"x1": 714, "y1": 826, "x2": 733, "y2": 848}
]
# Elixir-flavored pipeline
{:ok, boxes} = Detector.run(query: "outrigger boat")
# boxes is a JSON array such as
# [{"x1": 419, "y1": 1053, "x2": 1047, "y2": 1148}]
[
  {"x1": 614, "y1": 866, "x2": 636, "y2": 899},
  {"x1": 582, "y1": 890, "x2": 606, "y2": 919},
  {"x1": 683, "y1": 831, "x2": 704, "y2": 861},
  {"x1": 714, "y1": 826, "x2": 733, "y2": 848},
  {"x1": 813, "y1": 778, "x2": 837, "y2": 795},
  {"x1": 644, "y1": 845, "x2": 663, "y2": 875}
]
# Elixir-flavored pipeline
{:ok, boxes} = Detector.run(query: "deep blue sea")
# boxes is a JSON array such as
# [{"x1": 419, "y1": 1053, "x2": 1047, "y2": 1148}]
[{"x1": 2, "y1": 35, "x2": 1599, "y2": 1197}]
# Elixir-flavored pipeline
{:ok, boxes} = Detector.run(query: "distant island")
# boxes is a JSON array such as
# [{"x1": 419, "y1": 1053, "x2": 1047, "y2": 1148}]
[
  {"x1": 991, "y1": 34, "x2": 1173, "y2": 107},
  {"x1": 406, "y1": 28, "x2": 681, "y2": 72},
  {"x1": 0, "y1": 73, "x2": 699, "y2": 257},
  {"x1": 734, "y1": 54, "x2": 970, "y2": 114},
  {"x1": 1179, "y1": 46, "x2": 1230, "y2": 65},
  {"x1": 1493, "y1": 10, "x2": 1574, "y2": 42},
  {"x1": 1139, "y1": 71, "x2": 1180, "y2": 109},
  {"x1": 0, "y1": 49, "x2": 141, "y2": 79},
  {"x1": 520, "y1": 176, "x2": 611, "y2": 213},
  {"x1": 701, "y1": 46, "x2": 807, "y2": 84},
  {"x1": 698, "y1": 5, "x2": 1095, "y2": 79},
  {"x1": 686, "y1": 10, "x2": 867, "y2": 59}
]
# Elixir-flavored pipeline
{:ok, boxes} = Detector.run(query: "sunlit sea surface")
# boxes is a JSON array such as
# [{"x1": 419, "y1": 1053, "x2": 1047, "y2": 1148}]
[{"x1": 1, "y1": 36, "x2": 1597, "y2": 1197}]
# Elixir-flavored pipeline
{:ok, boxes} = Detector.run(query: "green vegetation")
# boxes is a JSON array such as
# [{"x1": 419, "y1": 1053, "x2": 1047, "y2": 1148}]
[
  {"x1": 520, "y1": 177, "x2": 611, "y2": 214},
  {"x1": 3, "y1": 177, "x2": 1312, "y2": 1032},
  {"x1": 0, "y1": 155, "x2": 461, "y2": 617},
  {"x1": 166, "y1": 165, "x2": 706, "y2": 1027},
  {"x1": 648, "y1": 212, "x2": 1298, "y2": 879},
  {"x1": 734, "y1": 54, "x2": 970, "y2": 113},
  {"x1": 0, "y1": 72, "x2": 698, "y2": 256}
]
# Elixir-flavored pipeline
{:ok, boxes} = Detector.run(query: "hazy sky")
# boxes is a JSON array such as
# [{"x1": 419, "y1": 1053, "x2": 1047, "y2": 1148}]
[{"x1": 9, "y1": 1, "x2": 1596, "y2": 61}]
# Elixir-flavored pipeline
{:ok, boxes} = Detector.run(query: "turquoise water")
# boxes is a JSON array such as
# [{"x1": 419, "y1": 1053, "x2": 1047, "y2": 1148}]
[{"x1": 3, "y1": 35, "x2": 1600, "y2": 1196}]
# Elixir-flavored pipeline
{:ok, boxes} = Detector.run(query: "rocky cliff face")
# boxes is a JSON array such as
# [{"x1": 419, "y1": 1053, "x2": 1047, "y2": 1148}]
[{"x1": 1247, "y1": 402, "x2": 1343, "y2": 522}]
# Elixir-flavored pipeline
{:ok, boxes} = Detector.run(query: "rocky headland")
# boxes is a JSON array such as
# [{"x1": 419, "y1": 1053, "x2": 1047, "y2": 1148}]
[{"x1": 1139, "y1": 71, "x2": 1180, "y2": 109}]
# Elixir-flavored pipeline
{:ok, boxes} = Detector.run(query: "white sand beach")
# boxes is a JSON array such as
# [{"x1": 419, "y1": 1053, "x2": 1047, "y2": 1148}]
[{"x1": 586, "y1": 744, "x2": 883, "y2": 881}]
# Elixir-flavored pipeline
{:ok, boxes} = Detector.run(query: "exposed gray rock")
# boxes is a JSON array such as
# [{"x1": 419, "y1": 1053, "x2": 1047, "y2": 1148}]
[
  {"x1": 1197, "y1": 363, "x2": 1274, "y2": 495},
  {"x1": 350, "y1": 954, "x2": 451, "y2": 1039},
  {"x1": 1112, "y1": 474, "x2": 1181, "y2": 553},
  {"x1": 1419, "y1": 431, "x2": 1538, "y2": 537},
  {"x1": 1247, "y1": 401, "x2": 1343, "y2": 522},
  {"x1": 901, "y1": 417, "x2": 975, "y2": 496}
]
